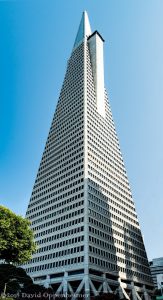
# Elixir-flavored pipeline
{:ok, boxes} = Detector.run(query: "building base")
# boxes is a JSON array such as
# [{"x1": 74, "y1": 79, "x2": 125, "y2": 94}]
[{"x1": 33, "y1": 270, "x2": 154, "y2": 300}]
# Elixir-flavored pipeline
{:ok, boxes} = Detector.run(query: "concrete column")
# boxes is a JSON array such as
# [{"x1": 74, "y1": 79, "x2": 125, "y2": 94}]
[
  {"x1": 63, "y1": 271, "x2": 68, "y2": 298},
  {"x1": 103, "y1": 273, "x2": 108, "y2": 293},
  {"x1": 84, "y1": 273, "x2": 90, "y2": 300},
  {"x1": 118, "y1": 277, "x2": 129, "y2": 300},
  {"x1": 143, "y1": 285, "x2": 151, "y2": 300},
  {"x1": 44, "y1": 275, "x2": 51, "y2": 288},
  {"x1": 131, "y1": 282, "x2": 138, "y2": 300}
]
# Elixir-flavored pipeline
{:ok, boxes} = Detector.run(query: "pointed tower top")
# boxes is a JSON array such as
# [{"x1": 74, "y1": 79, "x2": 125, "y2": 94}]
[{"x1": 73, "y1": 11, "x2": 92, "y2": 49}]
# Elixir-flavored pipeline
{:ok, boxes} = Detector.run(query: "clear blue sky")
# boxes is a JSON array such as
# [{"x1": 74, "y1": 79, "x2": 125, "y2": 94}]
[{"x1": 0, "y1": 0, "x2": 163, "y2": 260}]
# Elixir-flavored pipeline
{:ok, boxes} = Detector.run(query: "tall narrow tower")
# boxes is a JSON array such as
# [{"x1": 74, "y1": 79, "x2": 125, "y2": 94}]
[{"x1": 24, "y1": 12, "x2": 153, "y2": 299}]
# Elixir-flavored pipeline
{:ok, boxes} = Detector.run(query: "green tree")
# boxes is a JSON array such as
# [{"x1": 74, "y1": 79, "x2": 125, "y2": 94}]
[
  {"x1": 0, "y1": 206, "x2": 36, "y2": 264},
  {"x1": 0, "y1": 264, "x2": 33, "y2": 295},
  {"x1": 0, "y1": 264, "x2": 48, "y2": 299}
]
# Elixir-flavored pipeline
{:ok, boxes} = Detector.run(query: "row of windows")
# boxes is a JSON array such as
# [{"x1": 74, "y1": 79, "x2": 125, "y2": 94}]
[
  {"x1": 37, "y1": 235, "x2": 84, "y2": 253},
  {"x1": 28, "y1": 245, "x2": 84, "y2": 264},
  {"x1": 116, "y1": 256, "x2": 150, "y2": 274},
  {"x1": 26, "y1": 256, "x2": 84, "y2": 273},
  {"x1": 88, "y1": 130, "x2": 121, "y2": 173},
  {"x1": 40, "y1": 136, "x2": 83, "y2": 170},
  {"x1": 57, "y1": 85, "x2": 83, "y2": 114},
  {"x1": 89, "y1": 199, "x2": 114, "y2": 219},
  {"x1": 89, "y1": 235, "x2": 116, "y2": 252},
  {"x1": 34, "y1": 161, "x2": 84, "y2": 192},
  {"x1": 87, "y1": 94, "x2": 117, "y2": 141},
  {"x1": 87, "y1": 127, "x2": 120, "y2": 170},
  {"x1": 88, "y1": 93, "x2": 119, "y2": 141},
  {"x1": 88, "y1": 164, "x2": 131, "y2": 201},
  {"x1": 89, "y1": 207, "x2": 112, "y2": 225},
  {"x1": 89, "y1": 256, "x2": 118, "y2": 272},
  {"x1": 88, "y1": 158, "x2": 131, "y2": 196},
  {"x1": 88, "y1": 215, "x2": 144, "y2": 251},
  {"x1": 38, "y1": 148, "x2": 83, "y2": 177},
  {"x1": 63, "y1": 75, "x2": 84, "y2": 91},
  {"x1": 56, "y1": 66, "x2": 84, "y2": 111},
  {"x1": 34, "y1": 217, "x2": 84, "y2": 238},
  {"x1": 31, "y1": 169, "x2": 84, "y2": 202},
  {"x1": 88, "y1": 170, "x2": 133, "y2": 209},
  {"x1": 31, "y1": 205, "x2": 84, "y2": 230},
  {"x1": 88, "y1": 151, "x2": 129, "y2": 190},
  {"x1": 29, "y1": 182, "x2": 84, "y2": 212},
  {"x1": 87, "y1": 111, "x2": 120, "y2": 157},
  {"x1": 89, "y1": 240, "x2": 147, "y2": 269},
  {"x1": 88, "y1": 139, "x2": 122, "y2": 183},
  {"x1": 65, "y1": 52, "x2": 84, "y2": 80},
  {"x1": 116, "y1": 246, "x2": 149, "y2": 266},
  {"x1": 89, "y1": 195, "x2": 136, "y2": 227},
  {"x1": 68, "y1": 42, "x2": 84, "y2": 64},
  {"x1": 61, "y1": 54, "x2": 84, "y2": 79},
  {"x1": 88, "y1": 178, "x2": 134, "y2": 211},
  {"x1": 36, "y1": 226, "x2": 84, "y2": 245},
  {"x1": 63, "y1": 65, "x2": 84, "y2": 86},
  {"x1": 31, "y1": 205, "x2": 84, "y2": 225},
  {"x1": 88, "y1": 130, "x2": 124, "y2": 173},
  {"x1": 54, "y1": 97, "x2": 83, "y2": 125},
  {"x1": 87, "y1": 96, "x2": 117, "y2": 148},
  {"x1": 47, "y1": 117, "x2": 83, "y2": 150},
  {"x1": 114, "y1": 234, "x2": 145, "y2": 251},
  {"x1": 27, "y1": 190, "x2": 84, "y2": 215},
  {"x1": 88, "y1": 190, "x2": 136, "y2": 221},
  {"x1": 32, "y1": 169, "x2": 84, "y2": 199},
  {"x1": 119, "y1": 268, "x2": 152, "y2": 283},
  {"x1": 89, "y1": 206, "x2": 139, "y2": 235},
  {"x1": 34, "y1": 154, "x2": 84, "y2": 191},
  {"x1": 38, "y1": 143, "x2": 83, "y2": 174},
  {"x1": 30, "y1": 199, "x2": 84, "y2": 224},
  {"x1": 88, "y1": 197, "x2": 137, "y2": 226},
  {"x1": 44, "y1": 124, "x2": 83, "y2": 162},
  {"x1": 44, "y1": 119, "x2": 83, "y2": 153},
  {"x1": 88, "y1": 161, "x2": 135, "y2": 211},
  {"x1": 89, "y1": 226, "x2": 114, "y2": 244},
  {"x1": 114, "y1": 238, "x2": 146, "y2": 257},
  {"x1": 48, "y1": 113, "x2": 83, "y2": 144},
  {"x1": 115, "y1": 228, "x2": 144, "y2": 252},
  {"x1": 89, "y1": 245, "x2": 116, "y2": 261},
  {"x1": 88, "y1": 148, "x2": 131, "y2": 201}
]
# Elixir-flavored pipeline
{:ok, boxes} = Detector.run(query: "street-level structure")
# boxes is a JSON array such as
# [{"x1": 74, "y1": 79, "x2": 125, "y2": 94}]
[{"x1": 150, "y1": 258, "x2": 163, "y2": 289}]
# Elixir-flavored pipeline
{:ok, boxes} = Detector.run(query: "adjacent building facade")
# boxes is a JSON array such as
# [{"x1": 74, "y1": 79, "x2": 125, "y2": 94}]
[
  {"x1": 150, "y1": 257, "x2": 163, "y2": 289},
  {"x1": 23, "y1": 12, "x2": 153, "y2": 299}
]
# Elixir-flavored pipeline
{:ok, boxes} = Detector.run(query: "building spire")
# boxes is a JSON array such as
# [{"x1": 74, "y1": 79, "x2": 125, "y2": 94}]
[{"x1": 73, "y1": 11, "x2": 92, "y2": 49}]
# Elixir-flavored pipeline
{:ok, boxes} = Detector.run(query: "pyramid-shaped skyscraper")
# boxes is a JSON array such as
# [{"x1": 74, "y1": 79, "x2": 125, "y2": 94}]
[{"x1": 24, "y1": 12, "x2": 153, "y2": 299}]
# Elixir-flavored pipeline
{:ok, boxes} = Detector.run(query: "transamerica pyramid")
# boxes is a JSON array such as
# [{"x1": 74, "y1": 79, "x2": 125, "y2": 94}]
[{"x1": 24, "y1": 12, "x2": 153, "y2": 299}]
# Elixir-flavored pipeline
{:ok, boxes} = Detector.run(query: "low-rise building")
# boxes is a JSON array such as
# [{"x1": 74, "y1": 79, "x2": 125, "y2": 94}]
[{"x1": 150, "y1": 257, "x2": 163, "y2": 288}]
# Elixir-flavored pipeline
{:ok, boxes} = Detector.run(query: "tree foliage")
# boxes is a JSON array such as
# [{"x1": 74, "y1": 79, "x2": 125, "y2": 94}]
[
  {"x1": 0, "y1": 264, "x2": 33, "y2": 294},
  {"x1": 0, "y1": 206, "x2": 36, "y2": 264},
  {"x1": 0, "y1": 264, "x2": 50, "y2": 300}
]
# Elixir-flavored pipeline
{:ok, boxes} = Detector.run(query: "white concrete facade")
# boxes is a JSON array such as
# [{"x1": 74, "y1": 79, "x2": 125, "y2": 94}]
[
  {"x1": 88, "y1": 31, "x2": 105, "y2": 118},
  {"x1": 23, "y1": 11, "x2": 153, "y2": 299}
]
